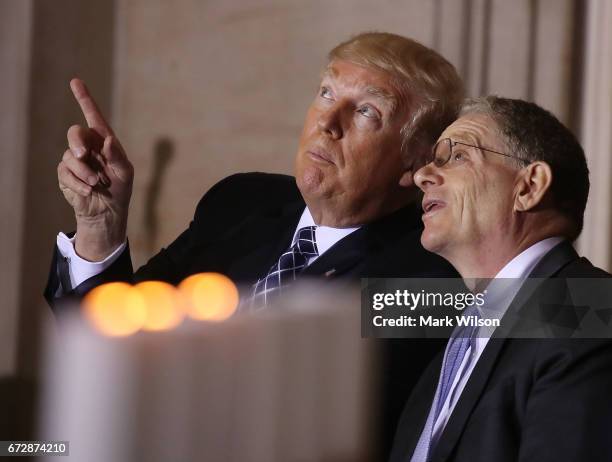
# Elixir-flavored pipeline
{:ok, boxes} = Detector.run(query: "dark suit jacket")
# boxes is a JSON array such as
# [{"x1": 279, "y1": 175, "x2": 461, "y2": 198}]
[
  {"x1": 44, "y1": 172, "x2": 458, "y2": 458},
  {"x1": 389, "y1": 241, "x2": 612, "y2": 462}
]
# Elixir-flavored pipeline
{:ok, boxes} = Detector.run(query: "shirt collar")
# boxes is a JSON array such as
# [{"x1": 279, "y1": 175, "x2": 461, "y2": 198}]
[
  {"x1": 478, "y1": 237, "x2": 565, "y2": 319},
  {"x1": 292, "y1": 207, "x2": 360, "y2": 257},
  {"x1": 494, "y1": 236, "x2": 565, "y2": 279}
]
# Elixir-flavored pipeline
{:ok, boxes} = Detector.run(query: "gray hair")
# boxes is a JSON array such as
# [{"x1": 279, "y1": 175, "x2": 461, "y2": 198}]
[{"x1": 459, "y1": 96, "x2": 589, "y2": 240}]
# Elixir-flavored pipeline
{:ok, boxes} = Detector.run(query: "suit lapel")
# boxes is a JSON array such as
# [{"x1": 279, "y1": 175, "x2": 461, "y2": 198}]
[
  {"x1": 430, "y1": 241, "x2": 578, "y2": 461},
  {"x1": 302, "y1": 204, "x2": 422, "y2": 278},
  {"x1": 224, "y1": 199, "x2": 304, "y2": 289},
  {"x1": 227, "y1": 201, "x2": 423, "y2": 293},
  {"x1": 301, "y1": 227, "x2": 368, "y2": 278},
  {"x1": 391, "y1": 352, "x2": 444, "y2": 462}
]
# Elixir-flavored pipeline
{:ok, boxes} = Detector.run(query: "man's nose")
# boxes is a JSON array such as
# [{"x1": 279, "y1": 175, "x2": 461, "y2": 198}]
[
  {"x1": 317, "y1": 105, "x2": 343, "y2": 140},
  {"x1": 414, "y1": 163, "x2": 442, "y2": 192}
]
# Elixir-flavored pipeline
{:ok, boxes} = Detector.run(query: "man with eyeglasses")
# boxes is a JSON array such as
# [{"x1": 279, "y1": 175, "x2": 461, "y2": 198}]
[{"x1": 389, "y1": 96, "x2": 612, "y2": 462}]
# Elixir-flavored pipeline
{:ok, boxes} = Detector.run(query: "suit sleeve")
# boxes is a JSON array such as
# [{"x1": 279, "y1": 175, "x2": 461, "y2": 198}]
[{"x1": 517, "y1": 339, "x2": 612, "y2": 462}]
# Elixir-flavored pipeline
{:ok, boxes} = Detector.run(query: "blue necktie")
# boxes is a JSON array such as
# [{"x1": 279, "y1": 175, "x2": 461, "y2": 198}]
[
  {"x1": 249, "y1": 226, "x2": 318, "y2": 309},
  {"x1": 411, "y1": 304, "x2": 481, "y2": 462}
]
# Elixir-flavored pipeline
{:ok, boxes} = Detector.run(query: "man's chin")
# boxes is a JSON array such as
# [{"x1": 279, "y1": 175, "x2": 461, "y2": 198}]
[
  {"x1": 296, "y1": 165, "x2": 328, "y2": 197},
  {"x1": 420, "y1": 230, "x2": 445, "y2": 255}
]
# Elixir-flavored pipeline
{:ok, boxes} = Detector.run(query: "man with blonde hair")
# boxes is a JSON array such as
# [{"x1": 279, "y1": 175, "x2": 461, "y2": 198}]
[
  {"x1": 48, "y1": 30, "x2": 463, "y2": 307},
  {"x1": 46, "y1": 32, "x2": 464, "y2": 455}
]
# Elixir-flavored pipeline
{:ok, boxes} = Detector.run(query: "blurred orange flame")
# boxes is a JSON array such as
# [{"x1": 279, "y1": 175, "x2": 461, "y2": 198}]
[
  {"x1": 82, "y1": 273, "x2": 238, "y2": 335},
  {"x1": 134, "y1": 281, "x2": 185, "y2": 331},
  {"x1": 82, "y1": 282, "x2": 147, "y2": 336},
  {"x1": 179, "y1": 273, "x2": 239, "y2": 321}
]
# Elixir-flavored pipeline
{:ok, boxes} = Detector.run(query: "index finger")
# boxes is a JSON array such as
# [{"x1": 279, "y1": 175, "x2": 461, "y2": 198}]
[{"x1": 70, "y1": 78, "x2": 114, "y2": 137}]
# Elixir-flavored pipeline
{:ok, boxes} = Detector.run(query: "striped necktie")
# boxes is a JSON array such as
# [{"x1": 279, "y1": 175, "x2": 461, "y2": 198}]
[
  {"x1": 411, "y1": 304, "x2": 481, "y2": 461},
  {"x1": 249, "y1": 226, "x2": 318, "y2": 309}
]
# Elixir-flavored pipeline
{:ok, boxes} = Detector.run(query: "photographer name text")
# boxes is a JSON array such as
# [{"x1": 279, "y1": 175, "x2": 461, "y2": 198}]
[{"x1": 372, "y1": 315, "x2": 500, "y2": 327}]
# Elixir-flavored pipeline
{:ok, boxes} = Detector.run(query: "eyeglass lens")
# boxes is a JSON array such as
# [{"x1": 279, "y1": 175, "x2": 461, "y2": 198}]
[{"x1": 432, "y1": 139, "x2": 452, "y2": 167}]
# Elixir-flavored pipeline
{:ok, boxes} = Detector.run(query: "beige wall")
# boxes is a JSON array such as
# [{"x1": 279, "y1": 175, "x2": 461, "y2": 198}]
[
  {"x1": 577, "y1": 0, "x2": 612, "y2": 269},
  {"x1": 0, "y1": 0, "x2": 33, "y2": 377},
  {"x1": 113, "y1": 0, "x2": 582, "y2": 267},
  {"x1": 0, "y1": 0, "x2": 116, "y2": 378},
  {"x1": 1, "y1": 0, "x2": 609, "y2": 378},
  {"x1": 113, "y1": 0, "x2": 439, "y2": 267}
]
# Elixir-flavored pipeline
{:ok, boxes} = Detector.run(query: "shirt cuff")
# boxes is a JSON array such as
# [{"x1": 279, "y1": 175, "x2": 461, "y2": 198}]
[{"x1": 56, "y1": 232, "x2": 127, "y2": 289}]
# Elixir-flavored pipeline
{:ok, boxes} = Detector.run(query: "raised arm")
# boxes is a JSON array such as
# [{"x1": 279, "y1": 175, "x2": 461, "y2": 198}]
[{"x1": 57, "y1": 79, "x2": 134, "y2": 261}]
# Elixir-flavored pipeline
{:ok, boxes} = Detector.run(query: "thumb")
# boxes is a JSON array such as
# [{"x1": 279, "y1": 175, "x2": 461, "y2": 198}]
[{"x1": 102, "y1": 136, "x2": 132, "y2": 181}]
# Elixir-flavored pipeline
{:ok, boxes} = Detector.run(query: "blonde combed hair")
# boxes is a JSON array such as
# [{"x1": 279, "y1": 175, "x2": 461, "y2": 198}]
[{"x1": 329, "y1": 32, "x2": 464, "y2": 161}]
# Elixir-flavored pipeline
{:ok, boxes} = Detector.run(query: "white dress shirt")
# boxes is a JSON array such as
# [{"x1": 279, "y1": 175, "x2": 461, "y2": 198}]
[
  {"x1": 429, "y1": 236, "x2": 564, "y2": 442},
  {"x1": 56, "y1": 233, "x2": 127, "y2": 290},
  {"x1": 56, "y1": 207, "x2": 360, "y2": 289},
  {"x1": 292, "y1": 207, "x2": 360, "y2": 266}
]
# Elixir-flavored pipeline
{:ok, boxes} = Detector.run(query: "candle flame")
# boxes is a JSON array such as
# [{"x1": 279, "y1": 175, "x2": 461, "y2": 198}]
[
  {"x1": 179, "y1": 273, "x2": 239, "y2": 321},
  {"x1": 135, "y1": 281, "x2": 185, "y2": 331},
  {"x1": 83, "y1": 282, "x2": 147, "y2": 336}
]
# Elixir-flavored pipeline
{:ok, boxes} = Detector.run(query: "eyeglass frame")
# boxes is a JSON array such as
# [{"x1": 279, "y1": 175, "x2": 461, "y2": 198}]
[{"x1": 428, "y1": 138, "x2": 529, "y2": 168}]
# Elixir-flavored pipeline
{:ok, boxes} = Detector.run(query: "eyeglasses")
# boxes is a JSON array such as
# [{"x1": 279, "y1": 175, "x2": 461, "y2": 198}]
[{"x1": 429, "y1": 138, "x2": 528, "y2": 168}]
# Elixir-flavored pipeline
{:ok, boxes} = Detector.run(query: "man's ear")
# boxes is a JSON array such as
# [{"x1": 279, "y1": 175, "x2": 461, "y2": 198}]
[{"x1": 514, "y1": 161, "x2": 553, "y2": 211}]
